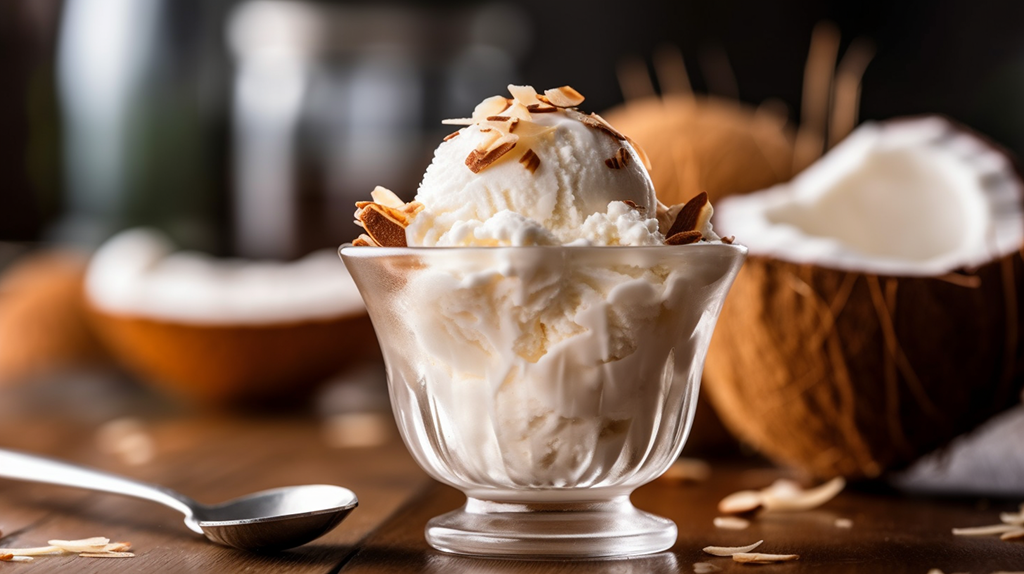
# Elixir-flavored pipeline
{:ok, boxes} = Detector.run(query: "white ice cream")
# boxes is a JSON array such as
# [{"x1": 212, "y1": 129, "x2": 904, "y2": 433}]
[
  {"x1": 406, "y1": 94, "x2": 661, "y2": 247},
  {"x1": 349, "y1": 86, "x2": 736, "y2": 496}
]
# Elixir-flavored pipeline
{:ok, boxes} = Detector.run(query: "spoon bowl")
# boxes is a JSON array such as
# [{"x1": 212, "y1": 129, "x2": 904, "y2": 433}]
[
  {"x1": 0, "y1": 448, "x2": 358, "y2": 552},
  {"x1": 195, "y1": 485, "x2": 358, "y2": 551}
]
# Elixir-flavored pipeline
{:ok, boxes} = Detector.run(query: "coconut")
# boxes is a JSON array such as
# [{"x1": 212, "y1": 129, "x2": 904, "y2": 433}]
[
  {"x1": 85, "y1": 229, "x2": 374, "y2": 407},
  {"x1": 602, "y1": 95, "x2": 795, "y2": 206},
  {"x1": 704, "y1": 117, "x2": 1024, "y2": 478},
  {"x1": 0, "y1": 251, "x2": 107, "y2": 384}
]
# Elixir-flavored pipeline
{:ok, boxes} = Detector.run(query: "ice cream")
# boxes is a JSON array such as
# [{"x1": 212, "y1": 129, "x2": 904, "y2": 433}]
[
  {"x1": 353, "y1": 85, "x2": 720, "y2": 249},
  {"x1": 345, "y1": 85, "x2": 737, "y2": 496}
]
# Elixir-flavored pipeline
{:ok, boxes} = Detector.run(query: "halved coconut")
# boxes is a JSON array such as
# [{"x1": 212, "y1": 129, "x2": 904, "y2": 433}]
[
  {"x1": 602, "y1": 95, "x2": 795, "y2": 206},
  {"x1": 704, "y1": 116, "x2": 1024, "y2": 478},
  {"x1": 85, "y1": 229, "x2": 374, "y2": 407}
]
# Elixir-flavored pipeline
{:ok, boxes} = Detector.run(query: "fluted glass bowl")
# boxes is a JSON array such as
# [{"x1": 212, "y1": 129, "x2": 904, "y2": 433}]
[{"x1": 340, "y1": 244, "x2": 746, "y2": 558}]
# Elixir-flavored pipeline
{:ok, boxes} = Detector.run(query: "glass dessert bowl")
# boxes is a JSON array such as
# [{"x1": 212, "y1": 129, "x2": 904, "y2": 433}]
[{"x1": 341, "y1": 243, "x2": 746, "y2": 558}]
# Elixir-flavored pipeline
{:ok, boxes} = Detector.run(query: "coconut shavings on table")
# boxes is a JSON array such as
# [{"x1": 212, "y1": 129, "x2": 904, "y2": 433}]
[{"x1": 0, "y1": 537, "x2": 135, "y2": 561}]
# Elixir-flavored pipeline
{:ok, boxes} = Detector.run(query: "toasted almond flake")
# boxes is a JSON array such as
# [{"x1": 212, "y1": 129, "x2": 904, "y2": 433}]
[
  {"x1": 440, "y1": 118, "x2": 474, "y2": 125},
  {"x1": 351, "y1": 234, "x2": 376, "y2": 247},
  {"x1": 104, "y1": 542, "x2": 132, "y2": 552},
  {"x1": 506, "y1": 102, "x2": 533, "y2": 121},
  {"x1": 952, "y1": 524, "x2": 1020, "y2": 536},
  {"x1": 666, "y1": 230, "x2": 703, "y2": 245},
  {"x1": 572, "y1": 111, "x2": 626, "y2": 141},
  {"x1": 732, "y1": 552, "x2": 800, "y2": 564},
  {"x1": 443, "y1": 130, "x2": 460, "y2": 142},
  {"x1": 722, "y1": 236, "x2": 736, "y2": 244},
  {"x1": 713, "y1": 516, "x2": 750, "y2": 530},
  {"x1": 718, "y1": 489, "x2": 763, "y2": 515},
  {"x1": 1001, "y1": 511, "x2": 1024, "y2": 525},
  {"x1": 604, "y1": 147, "x2": 631, "y2": 169},
  {"x1": 370, "y1": 186, "x2": 404, "y2": 208},
  {"x1": 1000, "y1": 528, "x2": 1024, "y2": 541},
  {"x1": 667, "y1": 192, "x2": 710, "y2": 237},
  {"x1": 472, "y1": 95, "x2": 510, "y2": 120},
  {"x1": 519, "y1": 149, "x2": 540, "y2": 174},
  {"x1": 0, "y1": 546, "x2": 63, "y2": 556},
  {"x1": 466, "y1": 135, "x2": 517, "y2": 174},
  {"x1": 703, "y1": 540, "x2": 764, "y2": 557},
  {"x1": 624, "y1": 134, "x2": 653, "y2": 171},
  {"x1": 762, "y1": 477, "x2": 846, "y2": 511},
  {"x1": 834, "y1": 518, "x2": 853, "y2": 528},
  {"x1": 49, "y1": 538, "x2": 111, "y2": 553},
  {"x1": 507, "y1": 84, "x2": 541, "y2": 107},
  {"x1": 693, "y1": 562, "x2": 722, "y2": 574},
  {"x1": 356, "y1": 204, "x2": 408, "y2": 247},
  {"x1": 526, "y1": 103, "x2": 557, "y2": 113},
  {"x1": 543, "y1": 85, "x2": 585, "y2": 108},
  {"x1": 79, "y1": 552, "x2": 135, "y2": 558},
  {"x1": 0, "y1": 555, "x2": 32, "y2": 563}
]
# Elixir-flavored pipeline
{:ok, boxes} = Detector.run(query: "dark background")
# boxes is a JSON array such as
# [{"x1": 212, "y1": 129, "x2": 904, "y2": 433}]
[{"x1": 3, "y1": 0, "x2": 1023, "y2": 251}]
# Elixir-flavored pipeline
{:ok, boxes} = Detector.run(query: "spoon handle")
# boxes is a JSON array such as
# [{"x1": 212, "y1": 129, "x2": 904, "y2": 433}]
[{"x1": 0, "y1": 448, "x2": 200, "y2": 528}]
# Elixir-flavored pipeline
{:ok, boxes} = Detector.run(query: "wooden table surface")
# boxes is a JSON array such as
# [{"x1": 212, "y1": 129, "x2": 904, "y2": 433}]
[{"x1": 1, "y1": 378, "x2": 1023, "y2": 573}]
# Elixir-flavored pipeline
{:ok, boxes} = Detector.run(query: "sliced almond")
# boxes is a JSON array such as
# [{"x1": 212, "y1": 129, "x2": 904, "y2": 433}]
[
  {"x1": 624, "y1": 134, "x2": 653, "y2": 171},
  {"x1": 440, "y1": 118, "x2": 474, "y2": 125},
  {"x1": 667, "y1": 192, "x2": 710, "y2": 237},
  {"x1": 519, "y1": 149, "x2": 540, "y2": 174},
  {"x1": 466, "y1": 134, "x2": 518, "y2": 174},
  {"x1": 722, "y1": 236, "x2": 736, "y2": 244},
  {"x1": 351, "y1": 234, "x2": 377, "y2": 247},
  {"x1": 507, "y1": 84, "x2": 541, "y2": 107},
  {"x1": 666, "y1": 230, "x2": 703, "y2": 245},
  {"x1": 472, "y1": 95, "x2": 510, "y2": 120},
  {"x1": 1000, "y1": 528, "x2": 1024, "y2": 541},
  {"x1": 104, "y1": 542, "x2": 132, "y2": 553},
  {"x1": 605, "y1": 147, "x2": 631, "y2": 169},
  {"x1": 370, "y1": 186, "x2": 404, "y2": 208},
  {"x1": 526, "y1": 103, "x2": 558, "y2": 113},
  {"x1": 762, "y1": 477, "x2": 846, "y2": 511},
  {"x1": 0, "y1": 546, "x2": 63, "y2": 556},
  {"x1": 356, "y1": 204, "x2": 408, "y2": 247},
  {"x1": 952, "y1": 524, "x2": 1020, "y2": 536},
  {"x1": 443, "y1": 130, "x2": 461, "y2": 142},
  {"x1": 79, "y1": 552, "x2": 135, "y2": 558},
  {"x1": 622, "y1": 200, "x2": 646, "y2": 216},
  {"x1": 713, "y1": 516, "x2": 750, "y2": 530},
  {"x1": 693, "y1": 562, "x2": 722, "y2": 574},
  {"x1": 49, "y1": 538, "x2": 110, "y2": 553},
  {"x1": 732, "y1": 552, "x2": 800, "y2": 564},
  {"x1": 542, "y1": 85, "x2": 585, "y2": 108},
  {"x1": 703, "y1": 540, "x2": 763, "y2": 557},
  {"x1": 0, "y1": 555, "x2": 32, "y2": 563},
  {"x1": 1001, "y1": 511, "x2": 1024, "y2": 525},
  {"x1": 718, "y1": 489, "x2": 763, "y2": 515},
  {"x1": 506, "y1": 102, "x2": 533, "y2": 121},
  {"x1": 571, "y1": 110, "x2": 626, "y2": 141}
]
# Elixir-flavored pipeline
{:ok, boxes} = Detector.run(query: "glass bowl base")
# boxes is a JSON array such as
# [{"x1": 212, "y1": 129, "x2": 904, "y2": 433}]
[{"x1": 425, "y1": 495, "x2": 677, "y2": 558}]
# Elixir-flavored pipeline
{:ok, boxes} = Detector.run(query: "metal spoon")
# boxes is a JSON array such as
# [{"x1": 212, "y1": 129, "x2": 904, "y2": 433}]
[{"x1": 0, "y1": 448, "x2": 358, "y2": 551}]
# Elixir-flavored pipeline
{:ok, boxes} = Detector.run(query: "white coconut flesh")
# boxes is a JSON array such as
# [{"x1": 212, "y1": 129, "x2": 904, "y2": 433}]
[
  {"x1": 86, "y1": 229, "x2": 365, "y2": 325},
  {"x1": 715, "y1": 117, "x2": 1024, "y2": 276}
]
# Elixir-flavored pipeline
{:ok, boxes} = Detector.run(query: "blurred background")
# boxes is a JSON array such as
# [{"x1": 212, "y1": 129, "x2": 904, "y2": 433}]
[
  {"x1": 1, "y1": 0, "x2": 1023, "y2": 489},
  {"x1": 3, "y1": 0, "x2": 1024, "y2": 254}
]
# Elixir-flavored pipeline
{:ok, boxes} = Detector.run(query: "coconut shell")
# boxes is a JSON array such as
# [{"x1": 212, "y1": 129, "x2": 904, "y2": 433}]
[
  {"x1": 602, "y1": 95, "x2": 795, "y2": 205},
  {"x1": 0, "y1": 251, "x2": 107, "y2": 384},
  {"x1": 703, "y1": 252, "x2": 1024, "y2": 479},
  {"x1": 88, "y1": 309, "x2": 379, "y2": 408}
]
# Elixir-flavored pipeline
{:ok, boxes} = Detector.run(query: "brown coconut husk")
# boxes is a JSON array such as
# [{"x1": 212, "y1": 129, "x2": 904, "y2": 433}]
[
  {"x1": 704, "y1": 253, "x2": 1024, "y2": 479},
  {"x1": 0, "y1": 251, "x2": 108, "y2": 384},
  {"x1": 88, "y1": 308, "x2": 379, "y2": 408},
  {"x1": 603, "y1": 95, "x2": 794, "y2": 206}
]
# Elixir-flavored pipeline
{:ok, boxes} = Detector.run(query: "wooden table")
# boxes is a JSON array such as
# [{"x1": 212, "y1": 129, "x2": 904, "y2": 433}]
[{"x1": 1, "y1": 377, "x2": 1022, "y2": 573}]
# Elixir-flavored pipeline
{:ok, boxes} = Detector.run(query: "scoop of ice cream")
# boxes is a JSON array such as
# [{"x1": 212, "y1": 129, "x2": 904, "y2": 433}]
[{"x1": 405, "y1": 85, "x2": 660, "y2": 247}]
